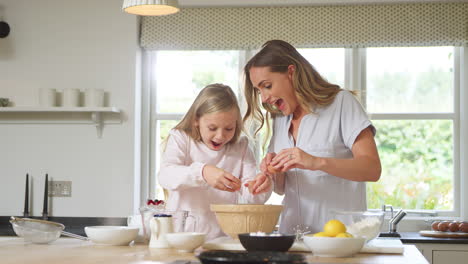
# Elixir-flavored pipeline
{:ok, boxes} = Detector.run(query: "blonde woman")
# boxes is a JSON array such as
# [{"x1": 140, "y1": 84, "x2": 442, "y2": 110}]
[
  {"x1": 243, "y1": 40, "x2": 381, "y2": 235},
  {"x1": 159, "y1": 83, "x2": 271, "y2": 240}
]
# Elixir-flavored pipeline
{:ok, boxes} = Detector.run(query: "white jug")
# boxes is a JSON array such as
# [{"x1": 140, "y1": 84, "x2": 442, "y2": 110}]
[{"x1": 149, "y1": 214, "x2": 173, "y2": 248}]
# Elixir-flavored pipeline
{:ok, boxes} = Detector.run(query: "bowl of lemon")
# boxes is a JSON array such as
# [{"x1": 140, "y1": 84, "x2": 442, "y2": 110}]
[{"x1": 303, "y1": 219, "x2": 365, "y2": 257}]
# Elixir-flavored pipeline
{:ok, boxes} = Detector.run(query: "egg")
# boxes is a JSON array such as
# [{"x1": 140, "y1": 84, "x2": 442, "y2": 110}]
[
  {"x1": 459, "y1": 222, "x2": 468, "y2": 233},
  {"x1": 431, "y1": 221, "x2": 440, "y2": 231},
  {"x1": 438, "y1": 221, "x2": 450, "y2": 232},
  {"x1": 267, "y1": 164, "x2": 281, "y2": 174},
  {"x1": 448, "y1": 222, "x2": 459, "y2": 232}
]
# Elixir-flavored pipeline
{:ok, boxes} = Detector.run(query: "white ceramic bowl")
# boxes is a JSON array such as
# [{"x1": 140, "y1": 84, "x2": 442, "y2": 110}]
[
  {"x1": 165, "y1": 232, "x2": 206, "y2": 252},
  {"x1": 303, "y1": 236, "x2": 365, "y2": 257},
  {"x1": 85, "y1": 226, "x2": 139, "y2": 246}
]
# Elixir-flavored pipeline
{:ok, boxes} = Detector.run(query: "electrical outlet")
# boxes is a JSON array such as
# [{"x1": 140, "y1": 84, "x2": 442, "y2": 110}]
[{"x1": 48, "y1": 181, "x2": 72, "y2": 197}]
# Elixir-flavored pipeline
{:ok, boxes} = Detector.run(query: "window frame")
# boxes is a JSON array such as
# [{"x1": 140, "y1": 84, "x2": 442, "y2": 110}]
[{"x1": 139, "y1": 47, "x2": 468, "y2": 224}]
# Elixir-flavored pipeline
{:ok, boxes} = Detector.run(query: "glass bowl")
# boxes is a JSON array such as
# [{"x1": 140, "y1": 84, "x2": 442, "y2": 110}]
[{"x1": 330, "y1": 210, "x2": 384, "y2": 242}]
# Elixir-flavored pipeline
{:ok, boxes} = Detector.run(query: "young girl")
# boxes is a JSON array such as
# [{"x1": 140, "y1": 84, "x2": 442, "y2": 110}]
[{"x1": 158, "y1": 83, "x2": 272, "y2": 240}]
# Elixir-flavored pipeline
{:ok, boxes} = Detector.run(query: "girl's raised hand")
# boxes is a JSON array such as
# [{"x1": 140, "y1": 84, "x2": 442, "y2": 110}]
[
  {"x1": 245, "y1": 173, "x2": 271, "y2": 195},
  {"x1": 202, "y1": 165, "x2": 241, "y2": 192}
]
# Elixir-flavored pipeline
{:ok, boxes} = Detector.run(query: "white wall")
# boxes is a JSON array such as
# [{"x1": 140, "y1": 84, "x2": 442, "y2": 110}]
[{"x1": 0, "y1": 0, "x2": 140, "y2": 217}]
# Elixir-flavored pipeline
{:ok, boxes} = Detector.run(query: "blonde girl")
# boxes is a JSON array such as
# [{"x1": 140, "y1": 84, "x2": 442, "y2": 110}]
[{"x1": 159, "y1": 83, "x2": 271, "y2": 240}]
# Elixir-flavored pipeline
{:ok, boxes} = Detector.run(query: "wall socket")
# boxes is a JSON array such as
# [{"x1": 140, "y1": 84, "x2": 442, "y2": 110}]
[{"x1": 48, "y1": 181, "x2": 72, "y2": 197}]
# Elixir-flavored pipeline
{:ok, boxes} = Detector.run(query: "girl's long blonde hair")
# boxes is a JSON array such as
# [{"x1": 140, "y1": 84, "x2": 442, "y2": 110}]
[
  {"x1": 243, "y1": 40, "x2": 344, "y2": 138},
  {"x1": 174, "y1": 83, "x2": 243, "y2": 145}
]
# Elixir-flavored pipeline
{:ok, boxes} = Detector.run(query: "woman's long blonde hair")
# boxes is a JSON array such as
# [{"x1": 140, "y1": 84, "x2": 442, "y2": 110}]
[
  {"x1": 243, "y1": 40, "x2": 344, "y2": 138},
  {"x1": 173, "y1": 83, "x2": 243, "y2": 145}
]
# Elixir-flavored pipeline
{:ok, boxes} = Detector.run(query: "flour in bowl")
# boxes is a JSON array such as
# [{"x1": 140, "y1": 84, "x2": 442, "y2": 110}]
[{"x1": 346, "y1": 217, "x2": 382, "y2": 241}]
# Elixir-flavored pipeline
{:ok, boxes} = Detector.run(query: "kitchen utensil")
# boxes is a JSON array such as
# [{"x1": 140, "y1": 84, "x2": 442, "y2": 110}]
[
  {"x1": 84, "y1": 88, "x2": 104, "y2": 107},
  {"x1": 140, "y1": 207, "x2": 195, "y2": 241},
  {"x1": 303, "y1": 235, "x2": 365, "y2": 257},
  {"x1": 39, "y1": 88, "x2": 57, "y2": 107},
  {"x1": 84, "y1": 226, "x2": 138, "y2": 246},
  {"x1": 330, "y1": 210, "x2": 384, "y2": 242},
  {"x1": 165, "y1": 232, "x2": 206, "y2": 252},
  {"x1": 419, "y1": 230, "x2": 468, "y2": 238},
  {"x1": 42, "y1": 174, "x2": 48, "y2": 220},
  {"x1": 210, "y1": 204, "x2": 283, "y2": 239},
  {"x1": 197, "y1": 251, "x2": 306, "y2": 264},
  {"x1": 62, "y1": 88, "x2": 80, "y2": 107},
  {"x1": 238, "y1": 233, "x2": 296, "y2": 252},
  {"x1": 0, "y1": 97, "x2": 9, "y2": 107},
  {"x1": 23, "y1": 174, "x2": 30, "y2": 217},
  {"x1": 149, "y1": 214, "x2": 174, "y2": 248},
  {"x1": 10, "y1": 216, "x2": 88, "y2": 244}
]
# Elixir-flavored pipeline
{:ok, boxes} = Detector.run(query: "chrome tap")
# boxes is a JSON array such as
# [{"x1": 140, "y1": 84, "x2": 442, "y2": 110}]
[
  {"x1": 379, "y1": 205, "x2": 406, "y2": 237},
  {"x1": 389, "y1": 209, "x2": 407, "y2": 233}
]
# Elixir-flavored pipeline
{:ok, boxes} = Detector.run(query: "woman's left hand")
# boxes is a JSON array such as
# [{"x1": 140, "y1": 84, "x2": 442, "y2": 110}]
[
  {"x1": 245, "y1": 173, "x2": 271, "y2": 195},
  {"x1": 270, "y1": 147, "x2": 320, "y2": 172}
]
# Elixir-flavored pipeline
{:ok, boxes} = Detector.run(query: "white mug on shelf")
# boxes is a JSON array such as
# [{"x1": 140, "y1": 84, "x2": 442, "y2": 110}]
[
  {"x1": 62, "y1": 88, "x2": 80, "y2": 107},
  {"x1": 84, "y1": 88, "x2": 104, "y2": 107},
  {"x1": 38, "y1": 88, "x2": 57, "y2": 107}
]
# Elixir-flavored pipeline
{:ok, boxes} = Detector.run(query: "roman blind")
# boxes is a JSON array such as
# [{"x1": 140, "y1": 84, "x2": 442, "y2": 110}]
[{"x1": 140, "y1": 2, "x2": 468, "y2": 50}]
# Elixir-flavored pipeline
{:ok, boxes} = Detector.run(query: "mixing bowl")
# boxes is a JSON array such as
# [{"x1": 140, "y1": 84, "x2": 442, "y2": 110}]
[
  {"x1": 85, "y1": 226, "x2": 139, "y2": 246},
  {"x1": 238, "y1": 233, "x2": 295, "y2": 252},
  {"x1": 210, "y1": 204, "x2": 283, "y2": 239},
  {"x1": 330, "y1": 210, "x2": 384, "y2": 242}
]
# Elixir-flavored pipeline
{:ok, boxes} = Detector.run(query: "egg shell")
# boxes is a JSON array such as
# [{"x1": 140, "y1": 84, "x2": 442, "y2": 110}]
[
  {"x1": 438, "y1": 221, "x2": 450, "y2": 232},
  {"x1": 267, "y1": 165, "x2": 281, "y2": 174},
  {"x1": 431, "y1": 221, "x2": 440, "y2": 231},
  {"x1": 459, "y1": 223, "x2": 468, "y2": 233},
  {"x1": 448, "y1": 222, "x2": 459, "y2": 232}
]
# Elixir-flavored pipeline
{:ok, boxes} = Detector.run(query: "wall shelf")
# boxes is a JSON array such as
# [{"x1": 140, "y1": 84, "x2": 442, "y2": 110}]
[{"x1": 0, "y1": 107, "x2": 122, "y2": 138}]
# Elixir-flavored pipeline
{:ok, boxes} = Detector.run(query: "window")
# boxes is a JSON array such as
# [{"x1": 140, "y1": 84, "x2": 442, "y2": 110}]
[
  {"x1": 365, "y1": 47, "x2": 456, "y2": 214},
  {"x1": 146, "y1": 46, "x2": 464, "y2": 218}
]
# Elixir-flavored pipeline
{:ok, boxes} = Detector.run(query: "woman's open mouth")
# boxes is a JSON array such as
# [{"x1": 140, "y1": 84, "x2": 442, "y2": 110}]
[{"x1": 275, "y1": 99, "x2": 285, "y2": 111}]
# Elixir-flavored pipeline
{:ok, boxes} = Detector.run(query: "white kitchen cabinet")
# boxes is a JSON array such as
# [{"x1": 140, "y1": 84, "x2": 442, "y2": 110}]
[
  {"x1": 412, "y1": 243, "x2": 468, "y2": 264},
  {"x1": 0, "y1": 107, "x2": 121, "y2": 138}
]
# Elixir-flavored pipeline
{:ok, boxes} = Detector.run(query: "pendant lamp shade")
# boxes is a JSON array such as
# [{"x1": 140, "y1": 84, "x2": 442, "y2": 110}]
[{"x1": 123, "y1": 0, "x2": 180, "y2": 16}]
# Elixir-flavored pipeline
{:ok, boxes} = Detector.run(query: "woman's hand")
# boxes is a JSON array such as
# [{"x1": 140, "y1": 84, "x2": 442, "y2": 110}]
[
  {"x1": 202, "y1": 165, "x2": 241, "y2": 192},
  {"x1": 270, "y1": 147, "x2": 320, "y2": 172},
  {"x1": 245, "y1": 173, "x2": 272, "y2": 195},
  {"x1": 260, "y1": 152, "x2": 277, "y2": 176}
]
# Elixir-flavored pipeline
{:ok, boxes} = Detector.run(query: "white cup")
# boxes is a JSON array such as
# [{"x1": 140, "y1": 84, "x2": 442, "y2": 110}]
[
  {"x1": 84, "y1": 88, "x2": 104, "y2": 107},
  {"x1": 39, "y1": 88, "x2": 56, "y2": 107},
  {"x1": 62, "y1": 88, "x2": 80, "y2": 107}
]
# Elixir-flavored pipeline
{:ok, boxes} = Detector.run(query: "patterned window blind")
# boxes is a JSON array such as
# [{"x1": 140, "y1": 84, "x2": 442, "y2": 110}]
[{"x1": 140, "y1": 3, "x2": 468, "y2": 50}]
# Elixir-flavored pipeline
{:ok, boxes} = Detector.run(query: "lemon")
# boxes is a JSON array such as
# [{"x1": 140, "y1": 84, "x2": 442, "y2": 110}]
[
  {"x1": 312, "y1": 232, "x2": 331, "y2": 237},
  {"x1": 335, "y1": 232, "x2": 354, "y2": 238},
  {"x1": 323, "y1": 219, "x2": 346, "y2": 236}
]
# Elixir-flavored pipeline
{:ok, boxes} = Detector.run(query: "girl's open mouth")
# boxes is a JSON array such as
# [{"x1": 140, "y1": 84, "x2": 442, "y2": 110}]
[
  {"x1": 211, "y1": 141, "x2": 223, "y2": 149},
  {"x1": 276, "y1": 99, "x2": 285, "y2": 111}
]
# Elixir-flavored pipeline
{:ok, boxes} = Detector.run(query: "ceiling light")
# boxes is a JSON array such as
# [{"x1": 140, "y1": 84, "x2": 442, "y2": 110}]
[{"x1": 123, "y1": 0, "x2": 180, "y2": 16}]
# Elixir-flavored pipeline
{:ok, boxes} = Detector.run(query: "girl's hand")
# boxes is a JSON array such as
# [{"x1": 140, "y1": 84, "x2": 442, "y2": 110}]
[
  {"x1": 270, "y1": 147, "x2": 319, "y2": 172},
  {"x1": 202, "y1": 165, "x2": 241, "y2": 192},
  {"x1": 245, "y1": 173, "x2": 271, "y2": 195},
  {"x1": 260, "y1": 152, "x2": 277, "y2": 176}
]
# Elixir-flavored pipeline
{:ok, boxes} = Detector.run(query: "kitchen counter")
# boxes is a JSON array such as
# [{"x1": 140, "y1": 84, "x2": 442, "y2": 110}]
[{"x1": 0, "y1": 237, "x2": 428, "y2": 264}]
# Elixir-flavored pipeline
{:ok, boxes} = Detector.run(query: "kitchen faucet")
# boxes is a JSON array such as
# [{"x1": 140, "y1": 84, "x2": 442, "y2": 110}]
[{"x1": 380, "y1": 205, "x2": 407, "y2": 237}]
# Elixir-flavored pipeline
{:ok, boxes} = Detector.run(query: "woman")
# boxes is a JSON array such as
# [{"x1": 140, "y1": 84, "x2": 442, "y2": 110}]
[{"x1": 243, "y1": 40, "x2": 381, "y2": 234}]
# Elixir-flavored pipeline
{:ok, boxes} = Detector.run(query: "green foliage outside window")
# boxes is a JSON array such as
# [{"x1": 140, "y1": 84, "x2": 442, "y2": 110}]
[{"x1": 367, "y1": 120, "x2": 453, "y2": 210}]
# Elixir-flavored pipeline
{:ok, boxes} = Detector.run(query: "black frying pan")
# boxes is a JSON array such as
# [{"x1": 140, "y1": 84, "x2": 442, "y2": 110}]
[{"x1": 197, "y1": 251, "x2": 306, "y2": 264}]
